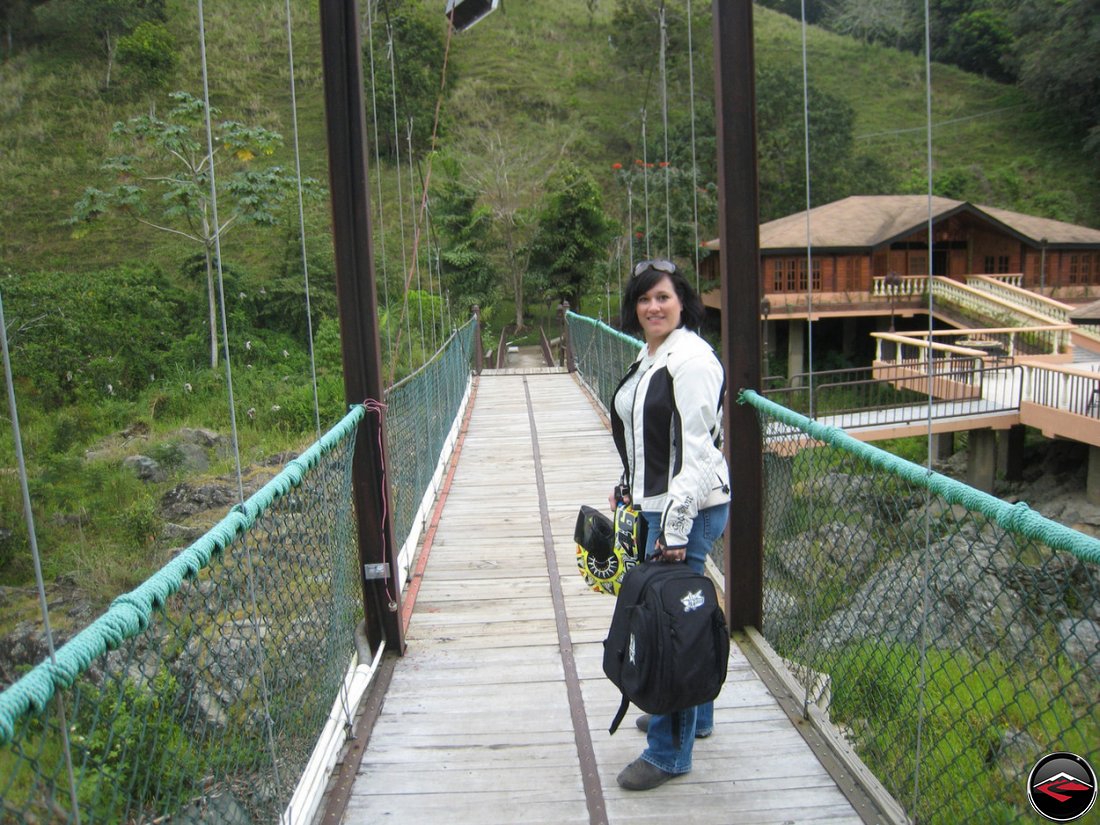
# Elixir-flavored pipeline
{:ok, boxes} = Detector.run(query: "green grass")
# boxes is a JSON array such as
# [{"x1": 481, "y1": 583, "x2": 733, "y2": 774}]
[{"x1": 823, "y1": 639, "x2": 1097, "y2": 824}]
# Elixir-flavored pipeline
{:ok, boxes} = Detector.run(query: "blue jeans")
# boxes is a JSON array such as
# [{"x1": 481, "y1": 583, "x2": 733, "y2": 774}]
[{"x1": 638, "y1": 503, "x2": 729, "y2": 774}]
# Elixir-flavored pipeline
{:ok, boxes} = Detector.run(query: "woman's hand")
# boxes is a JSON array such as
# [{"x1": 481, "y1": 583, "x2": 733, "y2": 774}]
[
  {"x1": 609, "y1": 486, "x2": 631, "y2": 511},
  {"x1": 654, "y1": 535, "x2": 687, "y2": 563}
]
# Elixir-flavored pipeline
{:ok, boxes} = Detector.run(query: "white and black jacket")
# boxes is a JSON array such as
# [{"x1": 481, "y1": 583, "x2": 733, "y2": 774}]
[{"x1": 610, "y1": 326, "x2": 731, "y2": 549}]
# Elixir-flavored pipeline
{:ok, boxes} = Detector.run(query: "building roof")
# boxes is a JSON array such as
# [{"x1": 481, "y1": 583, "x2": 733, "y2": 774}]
[
  {"x1": 702, "y1": 195, "x2": 1100, "y2": 252},
  {"x1": 1069, "y1": 298, "x2": 1100, "y2": 324}
]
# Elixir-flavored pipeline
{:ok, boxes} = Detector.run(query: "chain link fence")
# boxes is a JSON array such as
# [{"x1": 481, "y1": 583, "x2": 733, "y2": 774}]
[
  {"x1": 384, "y1": 320, "x2": 476, "y2": 551},
  {"x1": 746, "y1": 389, "x2": 1099, "y2": 824},
  {"x1": 0, "y1": 408, "x2": 363, "y2": 823},
  {"x1": 568, "y1": 310, "x2": 1100, "y2": 823},
  {"x1": 0, "y1": 317, "x2": 478, "y2": 823}
]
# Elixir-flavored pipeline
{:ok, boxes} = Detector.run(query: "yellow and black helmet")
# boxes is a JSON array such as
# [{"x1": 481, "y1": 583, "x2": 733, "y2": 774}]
[{"x1": 574, "y1": 504, "x2": 644, "y2": 596}]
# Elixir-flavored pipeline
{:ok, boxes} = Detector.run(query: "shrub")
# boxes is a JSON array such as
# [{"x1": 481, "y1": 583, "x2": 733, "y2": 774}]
[{"x1": 2, "y1": 266, "x2": 189, "y2": 409}]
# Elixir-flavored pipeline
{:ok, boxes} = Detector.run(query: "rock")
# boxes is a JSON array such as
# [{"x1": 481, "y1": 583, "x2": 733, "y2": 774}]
[
  {"x1": 160, "y1": 482, "x2": 237, "y2": 521},
  {"x1": 988, "y1": 728, "x2": 1041, "y2": 781},
  {"x1": 175, "y1": 442, "x2": 210, "y2": 473},
  {"x1": 1058, "y1": 618, "x2": 1100, "y2": 676},
  {"x1": 176, "y1": 427, "x2": 229, "y2": 457},
  {"x1": 123, "y1": 454, "x2": 166, "y2": 483}
]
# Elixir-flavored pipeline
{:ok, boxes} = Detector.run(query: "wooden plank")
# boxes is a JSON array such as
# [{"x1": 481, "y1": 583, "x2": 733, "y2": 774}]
[{"x1": 341, "y1": 373, "x2": 873, "y2": 825}]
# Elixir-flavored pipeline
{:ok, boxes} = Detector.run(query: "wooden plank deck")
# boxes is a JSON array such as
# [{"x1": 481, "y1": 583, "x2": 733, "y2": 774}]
[{"x1": 340, "y1": 371, "x2": 870, "y2": 825}]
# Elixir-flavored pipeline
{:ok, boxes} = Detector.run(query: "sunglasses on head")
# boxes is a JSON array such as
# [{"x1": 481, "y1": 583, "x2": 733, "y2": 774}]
[{"x1": 632, "y1": 259, "x2": 677, "y2": 278}]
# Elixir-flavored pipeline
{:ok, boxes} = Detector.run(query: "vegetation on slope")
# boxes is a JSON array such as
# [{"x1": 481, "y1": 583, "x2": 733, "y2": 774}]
[{"x1": 0, "y1": 0, "x2": 1097, "y2": 607}]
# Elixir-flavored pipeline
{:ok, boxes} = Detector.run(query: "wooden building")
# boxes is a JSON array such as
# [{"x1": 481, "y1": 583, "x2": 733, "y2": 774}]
[{"x1": 700, "y1": 195, "x2": 1100, "y2": 301}]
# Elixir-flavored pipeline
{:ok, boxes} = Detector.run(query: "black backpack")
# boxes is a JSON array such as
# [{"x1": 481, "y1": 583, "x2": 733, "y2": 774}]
[{"x1": 602, "y1": 560, "x2": 730, "y2": 734}]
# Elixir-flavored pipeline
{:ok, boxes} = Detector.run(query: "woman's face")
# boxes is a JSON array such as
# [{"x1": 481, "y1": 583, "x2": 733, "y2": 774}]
[{"x1": 635, "y1": 274, "x2": 683, "y2": 348}]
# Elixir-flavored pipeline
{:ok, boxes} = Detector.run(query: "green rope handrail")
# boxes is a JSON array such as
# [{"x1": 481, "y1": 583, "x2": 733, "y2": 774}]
[
  {"x1": 740, "y1": 388, "x2": 1100, "y2": 565},
  {"x1": 566, "y1": 310, "x2": 642, "y2": 348},
  {"x1": 0, "y1": 404, "x2": 366, "y2": 744}
]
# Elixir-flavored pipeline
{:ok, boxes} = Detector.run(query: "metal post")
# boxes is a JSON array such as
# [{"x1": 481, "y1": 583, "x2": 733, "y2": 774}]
[
  {"x1": 885, "y1": 270, "x2": 901, "y2": 334},
  {"x1": 472, "y1": 305, "x2": 484, "y2": 374},
  {"x1": 714, "y1": 0, "x2": 763, "y2": 630},
  {"x1": 318, "y1": 0, "x2": 404, "y2": 655},
  {"x1": 760, "y1": 297, "x2": 771, "y2": 381},
  {"x1": 1040, "y1": 237, "x2": 1048, "y2": 294}
]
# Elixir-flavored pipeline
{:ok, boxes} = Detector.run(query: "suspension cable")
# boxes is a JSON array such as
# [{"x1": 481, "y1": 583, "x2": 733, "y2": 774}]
[
  {"x1": 283, "y1": 0, "x2": 354, "y2": 743},
  {"x1": 405, "y1": 121, "x2": 427, "y2": 359},
  {"x1": 799, "y1": 0, "x2": 814, "y2": 420},
  {"x1": 384, "y1": 2, "x2": 456, "y2": 385},
  {"x1": 659, "y1": 5, "x2": 672, "y2": 257},
  {"x1": 365, "y1": 0, "x2": 394, "y2": 365},
  {"x1": 383, "y1": 20, "x2": 414, "y2": 372},
  {"x1": 641, "y1": 108, "x2": 651, "y2": 258},
  {"x1": 0, "y1": 291, "x2": 81, "y2": 821},
  {"x1": 685, "y1": 0, "x2": 701, "y2": 289},
  {"x1": 283, "y1": 0, "x2": 322, "y2": 442},
  {"x1": 912, "y1": 0, "x2": 937, "y2": 812},
  {"x1": 196, "y1": 0, "x2": 282, "y2": 803}
]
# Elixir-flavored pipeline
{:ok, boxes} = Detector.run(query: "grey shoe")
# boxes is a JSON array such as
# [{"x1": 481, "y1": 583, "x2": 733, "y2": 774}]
[
  {"x1": 616, "y1": 757, "x2": 678, "y2": 791},
  {"x1": 635, "y1": 713, "x2": 712, "y2": 738}
]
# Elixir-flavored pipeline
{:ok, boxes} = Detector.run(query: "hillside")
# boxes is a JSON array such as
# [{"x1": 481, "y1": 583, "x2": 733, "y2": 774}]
[
  {"x1": 0, "y1": 0, "x2": 1098, "y2": 648},
  {"x1": 1, "y1": 1, "x2": 1097, "y2": 281}
]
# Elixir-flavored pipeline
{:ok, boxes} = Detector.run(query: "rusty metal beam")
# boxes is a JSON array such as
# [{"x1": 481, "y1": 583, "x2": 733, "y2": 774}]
[
  {"x1": 713, "y1": 1, "x2": 763, "y2": 630},
  {"x1": 318, "y1": 0, "x2": 405, "y2": 655}
]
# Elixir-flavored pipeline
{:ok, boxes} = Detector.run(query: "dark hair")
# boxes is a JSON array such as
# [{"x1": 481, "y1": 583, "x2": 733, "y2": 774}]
[{"x1": 620, "y1": 262, "x2": 705, "y2": 335}]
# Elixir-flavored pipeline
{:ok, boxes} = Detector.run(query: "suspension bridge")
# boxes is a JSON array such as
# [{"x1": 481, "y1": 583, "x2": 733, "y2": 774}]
[{"x1": 2, "y1": 1, "x2": 1099, "y2": 824}]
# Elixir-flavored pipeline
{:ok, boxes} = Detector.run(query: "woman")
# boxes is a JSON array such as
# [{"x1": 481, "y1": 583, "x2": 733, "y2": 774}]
[{"x1": 608, "y1": 258, "x2": 731, "y2": 791}]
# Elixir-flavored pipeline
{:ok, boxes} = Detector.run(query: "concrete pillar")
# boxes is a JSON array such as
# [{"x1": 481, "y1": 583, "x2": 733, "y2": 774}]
[
  {"x1": 1088, "y1": 446, "x2": 1100, "y2": 506},
  {"x1": 1001, "y1": 425, "x2": 1025, "y2": 482},
  {"x1": 967, "y1": 429, "x2": 997, "y2": 493},
  {"x1": 931, "y1": 432, "x2": 954, "y2": 461},
  {"x1": 788, "y1": 320, "x2": 805, "y2": 385}
]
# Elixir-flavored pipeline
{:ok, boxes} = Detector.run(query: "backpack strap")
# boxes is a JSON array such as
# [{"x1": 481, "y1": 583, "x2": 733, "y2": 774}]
[{"x1": 609, "y1": 692, "x2": 631, "y2": 735}]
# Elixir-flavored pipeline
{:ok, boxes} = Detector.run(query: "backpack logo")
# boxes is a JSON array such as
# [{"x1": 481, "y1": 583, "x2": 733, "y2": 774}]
[
  {"x1": 681, "y1": 589, "x2": 705, "y2": 612},
  {"x1": 628, "y1": 632, "x2": 636, "y2": 666}
]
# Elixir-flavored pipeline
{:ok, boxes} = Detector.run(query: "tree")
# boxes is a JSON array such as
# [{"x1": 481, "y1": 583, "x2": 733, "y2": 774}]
[
  {"x1": 1, "y1": 0, "x2": 46, "y2": 60},
  {"x1": 363, "y1": 0, "x2": 453, "y2": 158},
  {"x1": 71, "y1": 91, "x2": 310, "y2": 368},
  {"x1": 527, "y1": 164, "x2": 617, "y2": 311},
  {"x1": 33, "y1": 0, "x2": 164, "y2": 89},
  {"x1": 824, "y1": 0, "x2": 915, "y2": 50},
  {"x1": 432, "y1": 157, "x2": 499, "y2": 309},
  {"x1": 941, "y1": 8, "x2": 1014, "y2": 81},
  {"x1": 1009, "y1": 0, "x2": 1100, "y2": 159},
  {"x1": 754, "y1": 67, "x2": 894, "y2": 220},
  {"x1": 445, "y1": 82, "x2": 570, "y2": 331},
  {"x1": 117, "y1": 20, "x2": 177, "y2": 105}
]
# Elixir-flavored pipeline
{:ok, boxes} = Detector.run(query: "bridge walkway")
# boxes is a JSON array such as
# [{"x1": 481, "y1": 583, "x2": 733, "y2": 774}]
[{"x1": 338, "y1": 370, "x2": 873, "y2": 824}]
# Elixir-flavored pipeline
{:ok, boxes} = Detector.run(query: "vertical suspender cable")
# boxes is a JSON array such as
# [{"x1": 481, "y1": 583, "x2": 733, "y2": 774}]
[
  {"x1": 283, "y1": 0, "x2": 322, "y2": 442},
  {"x1": 365, "y1": 0, "x2": 394, "y2": 365},
  {"x1": 424, "y1": 195, "x2": 438, "y2": 351},
  {"x1": 283, "y1": 0, "x2": 354, "y2": 740},
  {"x1": 384, "y1": 24, "x2": 414, "y2": 371},
  {"x1": 626, "y1": 175, "x2": 635, "y2": 273},
  {"x1": 685, "y1": 0, "x2": 701, "y2": 289},
  {"x1": 799, "y1": 0, "x2": 815, "y2": 420},
  {"x1": 641, "y1": 108, "x2": 651, "y2": 258},
  {"x1": 659, "y1": 5, "x2": 672, "y2": 258},
  {"x1": 797, "y1": 0, "x2": 818, "y2": 718},
  {"x1": 196, "y1": 0, "x2": 245, "y2": 508},
  {"x1": 383, "y1": 4, "x2": 456, "y2": 384},
  {"x1": 196, "y1": 0, "x2": 283, "y2": 803},
  {"x1": 912, "y1": 0, "x2": 937, "y2": 813},
  {"x1": 405, "y1": 122, "x2": 427, "y2": 359},
  {"x1": 0, "y1": 292, "x2": 81, "y2": 823}
]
